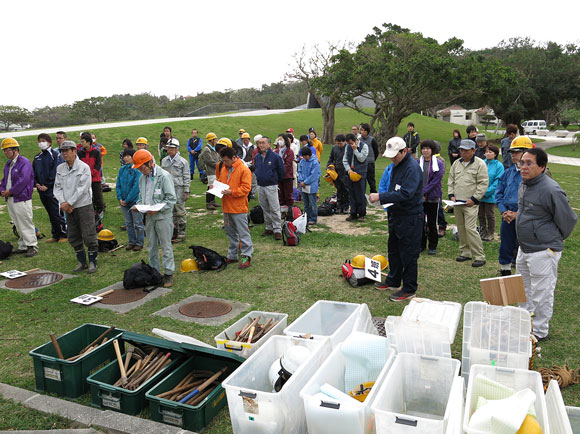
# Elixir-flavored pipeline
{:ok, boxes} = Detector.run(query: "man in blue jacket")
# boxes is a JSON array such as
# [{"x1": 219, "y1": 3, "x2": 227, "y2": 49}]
[
  {"x1": 369, "y1": 137, "x2": 423, "y2": 302},
  {"x1": 186, "y1": 129, "x2": 203, "y2": 180},
  {"x1": 116, "y1": 149, "x2": 143, "y2": 251},
  {"x1": 254, "y1": 136, "x2": 285, "y2": 240},
  {"x1": 33, "y1": 133, "x2": 67, "y2": 243}
]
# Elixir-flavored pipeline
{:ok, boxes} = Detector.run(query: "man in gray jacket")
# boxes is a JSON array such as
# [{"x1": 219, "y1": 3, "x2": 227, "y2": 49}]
[
  {"x1": 516, "y1": 148, "x2": 577, "y2": 341},
  {"x1": 162, "y1": 139, "x2": 190, "y2": 243}
]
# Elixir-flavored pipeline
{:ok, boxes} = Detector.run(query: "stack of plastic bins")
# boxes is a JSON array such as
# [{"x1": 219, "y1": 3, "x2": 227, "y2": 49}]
[
  {"x1": 283, "y1": 300, "x2": 376, "y2": 349},
  {"x1": 29, "y1": 323, "x2": 123, "y2": 398},
  {"x1": 300, "y1": 333, "x2": 395, "y2": 434},
  {"x1": 463, "y1": 365, "x2": 548, "y2": 434},
  {"x1": 146, "y1": 344, "x2": 244, "y2": 432},
  {"x1": 545, "y1": 380, "x2": 573, "y2": 434},
  {"x1": 462, "y1": 302, "x2": 531, "y2": 385},
  {"x1": 385, "y1": 316, "x2": 451, "y2": 358},
  {"x1": 222, "y1": 335, "x2": 332, "y2": 433},
  {"x1": 214, "y1": 311, "x2": 288, "y2": 359},
  {"x1": 401, "y1": 299, "x2": 462, "y2": 344},
  {"x1": 371, "y1": 353, "x2": 461, "y2": 434},
  {"x1": 86, "y1": 331, "x2": 184, "y2": 415}
]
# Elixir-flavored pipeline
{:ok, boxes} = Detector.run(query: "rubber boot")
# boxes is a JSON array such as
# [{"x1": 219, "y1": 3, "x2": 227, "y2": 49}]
[
  {"x1": 87, "y1": 250, "x2": 98, "y2": 274},
  {"x1": 73, "y1": 250, "x2": 88, "y2": 273}
]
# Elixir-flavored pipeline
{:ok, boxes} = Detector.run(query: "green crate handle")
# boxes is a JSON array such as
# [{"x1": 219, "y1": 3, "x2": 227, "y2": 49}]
[
  {"x1": 97, "y1": 384, "x2": 120, "y2": 395},
  {"x1": 39, "y1": 354, "x2": 68, "y2": 363},
  {"x1": 159, "y1": 405, "x2": 183, "y2": 415}
]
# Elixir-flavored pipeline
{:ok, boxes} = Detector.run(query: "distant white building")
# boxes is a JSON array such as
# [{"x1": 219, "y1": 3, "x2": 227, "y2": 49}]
[{"x1": 437, "y1": 105, "x2": 499, "y2": 127}]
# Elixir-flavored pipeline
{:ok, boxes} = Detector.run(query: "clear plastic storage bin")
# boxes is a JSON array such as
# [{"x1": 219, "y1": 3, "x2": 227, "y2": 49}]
[
  {"x1": 463, "y1": 365, "x2": 548, "y2": 434},
  {"x1": 385, "y1": 316, "x2": 451, "y2": 358},
  {"x1": 221, "y1": 335, "x2": 332, "y2": 434},
  {"x1": 371, "y1": 353, "x2": 461, "y2": 434},
  {"x1": 283, "y1": 301, "x2": 376, "y2": 348},
  {"x1": 462, "y1": 302, "x2": 531, "y2": 385},
  {"x1": 546, "y1": 380, "x2": 573, "y2": 434},
  {"x1": 567, "y1": 407, "x2": 580, "y2": 434},
  {"x1": 214, "y1": 311, "x2": 288, "y2": 359},
  {"x1": 300, "y1": 333, "x2": 395, "y2": 434},
  {"x1": 402, "y1": 298, "x2": 462, "y2": 344}
]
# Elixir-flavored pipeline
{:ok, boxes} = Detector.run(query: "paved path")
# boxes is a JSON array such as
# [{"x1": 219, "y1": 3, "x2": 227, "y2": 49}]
[{"x1": 529, "y1": 134, "x2": 580, "y2": 166}]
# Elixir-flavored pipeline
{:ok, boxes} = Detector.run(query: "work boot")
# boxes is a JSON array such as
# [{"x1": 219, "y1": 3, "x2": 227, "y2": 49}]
[
  {"x1": 25, "y1": 247, "x2": 38, "y2": 257},
  {"x1": 211, "y1": 201, "x2": 220, "y2": 208},
  {"x1": 73, "y1": 250, "x2": 88, "y2": 273},
  {"x1": 87, "y1": 251, "x2": 98, "y2": 274},
  {"x1": 206, "y1": 202, "x2": 216, "y2": 210},
  {"x1": 163, "y1": 274, "x2": 174, "y2": 288}
]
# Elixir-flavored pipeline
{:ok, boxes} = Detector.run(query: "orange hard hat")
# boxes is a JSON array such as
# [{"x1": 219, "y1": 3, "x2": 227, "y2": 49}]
[{"x1": 132, "y1": 149, "x2": 154, "y2": 168}]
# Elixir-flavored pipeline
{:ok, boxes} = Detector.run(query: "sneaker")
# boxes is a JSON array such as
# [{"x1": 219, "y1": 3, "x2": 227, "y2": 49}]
[
  {"x1": 261, "y1": 230, "x2": 274, "y2": 237},
  {"x1": 375, "y1": 282, "x2": 396, "y2": 291},
  {"x1": 345, "y1": 215, "x2": 358, "y2": 222},
  {"x1": 274, "y1": 232, "x2": 282, "y2": 240},
  {"x1": 472, "y1": 260, "x2": 486, "y2": 268},
  {"x1": 238, "y1": 256, "x2": 251, "y2": 269},
  {"x1": 25, "y1": 247, "x2": 38, "y2": 258},
  {"x1": 428, "y1": 249, "x2": 437, "y2": 255},
  {"x1": 389, "y1": 291, "x2": 416, "y2": 302},
  {"x1": 13, "y1": 248, "x2": 27, "y2": 254},
  {"x1": 45, "y1": 238, "x2": 58, "y2": 243},
  {"x1": 58, "y1": 238, "x2": 68, "y2": 243},
  {"x1": 133, "y1": 245, "x2": 143, "y2": 252},
  {"x1": 500, "y1": 269, "x2": 512, "y2": 276},
  {"x1": 438, "y1": 228, "x2": 446, "y2": 238},
  {"x1": 120, "y1": 225, "x2": 127, "y2": 231},
  {"x1": 206, "y1": 203, "x2": 216, "y2": 210},
  {"x1": 358, "y1": 216, "x2": 365, "y2": 222},
  {"x1": 125, "y1": 244, "x2": 135, "y2": 251},
  {"x1": 163, "y1": 274, "x2": 174, "y2": 288},
  {"x1": 455, "y1": 256, "x2": 472, "y2": 262},
  {"x1": 535, "y1": 334, "x2": 550, "y2": 342},
  {"x1": 226, "y1": 258, "x2": 238, "y2": 264}
]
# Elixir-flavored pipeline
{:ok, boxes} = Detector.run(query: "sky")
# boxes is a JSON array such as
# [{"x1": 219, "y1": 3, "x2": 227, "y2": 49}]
[{"x1": 4, "y1": 0, "x2": 579, "y2": 110}]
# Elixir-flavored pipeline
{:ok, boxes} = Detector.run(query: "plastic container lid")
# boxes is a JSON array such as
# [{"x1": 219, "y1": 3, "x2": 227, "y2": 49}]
[
  {"x1": 385, "y1": 316, "x2": 452, "y2": 358},
  {"x1": 402, "y1": 298, "x2": 462, "y2": 344}
]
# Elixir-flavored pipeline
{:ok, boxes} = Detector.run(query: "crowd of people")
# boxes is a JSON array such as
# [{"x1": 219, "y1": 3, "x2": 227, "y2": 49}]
[{"x1": 0, "y1": 120, "x2": 577, "y2": 339}]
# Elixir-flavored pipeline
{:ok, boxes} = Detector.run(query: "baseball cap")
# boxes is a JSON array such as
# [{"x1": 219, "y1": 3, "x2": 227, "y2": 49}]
[
  {"x1": 383, "y1": 137, "x2": 406, "y2": 158},
  {"x1": 476, "y1": 133, "x2": 487, "y2": 143},
  {"x1": 59, "y1": 140, "x2": 77, "y2": 150},
  {"x1": 286, "y1": 128, "x2": 294, "y2": 133},
  {"x1": 459, "y1": 139, "x2": 476, "y2": 150}
]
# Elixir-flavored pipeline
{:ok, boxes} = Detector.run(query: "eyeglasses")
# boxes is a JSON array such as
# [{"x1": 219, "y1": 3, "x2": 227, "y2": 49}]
[{"x1": 519, "y1": 161, "x2": 537, "y2": 167}]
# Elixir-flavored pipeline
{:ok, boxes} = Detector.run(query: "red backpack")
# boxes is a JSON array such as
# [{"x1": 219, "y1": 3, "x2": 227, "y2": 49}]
[
  {"x1": 282, "y1": 221, "x2": 299, "y2": 246},
  {"x1": 285, "y1": 206, "x2": 303, "y2": 222}
]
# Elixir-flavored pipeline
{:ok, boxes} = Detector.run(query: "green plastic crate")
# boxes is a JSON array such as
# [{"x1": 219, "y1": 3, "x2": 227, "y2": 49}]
[
  {"x1": 146, "y1": 344, "x2": 244, "y2": 431},
  {"x1": 86, "y1": 331, "x2": 185, "y2": 415},
  {"x1": 29, "y1": 323, "x2": 123, "y2": 399}
]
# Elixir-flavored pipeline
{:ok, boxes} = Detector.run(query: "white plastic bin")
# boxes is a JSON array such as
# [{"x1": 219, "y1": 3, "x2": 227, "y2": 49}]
[
  {"x1": 222, "y1": 335, "x2": 331, "y2": 434},
  {"x1": 371, "y1": 353, "x2": 461, "y2": 434},
  {"x1": 385, "y1": 316, "x2": 451, "y2": 358},
  {"x1": 402, "y1": 298, "x2": 462, "y2": 344},
  {"x1": 546, "y1": 380, "x2": 573, "y2": 434},
  {"x1": 463, "y1": 365, "x2": 548, "y2": 434},
  {"x1": 283, "y1": 301, "x2": 376, "y2": 348},
  {"x1": 462, "y1": 302, "x2": 531, "y2": 385},
  {"x1": 444, "y1": 377, "x2": 465, "y2": 434},
  {"x1": 214, "y1": 311, "x2": 288, "y2": 359},
  {"x1": 566, "y1": 407, "x2": 580, "y2": 434},
  {"x1": 300, "y1": 333, "x2": 395, "y2": 434}
]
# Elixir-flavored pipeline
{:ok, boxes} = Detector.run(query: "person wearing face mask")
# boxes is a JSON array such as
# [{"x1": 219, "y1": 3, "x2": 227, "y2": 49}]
[
  {"x1": 274, "y1": 134, "x2": 295, "y2": 218},
  {"x1": 33, "y1": 133, "x2": 67, "y2": 243}
]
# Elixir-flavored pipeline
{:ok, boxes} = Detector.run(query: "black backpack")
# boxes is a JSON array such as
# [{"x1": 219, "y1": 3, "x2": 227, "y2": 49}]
[
  {"x1": 123, "y1": 260, "x2": 163, "y2": 289},
  {"x1": 318, "y1": 195, "x2": 337, "y2": 216},
  {"x1": 189, "y1": 245, "x2": 228, "y2": 271},
  {"x1": 249, "y1": 205, "x2": 264, "y2": 224},
  {"x1": 98, "y1": 239, "x2": 119, "y2": 252},
  {"x1": 0, "y1": 240, "x2": 13, "y2": 260}
]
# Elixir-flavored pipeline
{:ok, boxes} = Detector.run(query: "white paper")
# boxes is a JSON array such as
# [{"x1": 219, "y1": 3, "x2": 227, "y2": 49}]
[
  {"x1": 365, "y1": 194, "x2": 393, "y2": 209},
  {"x1": 70, "y1": 294, "x2": 103, "y2": 305},
  {"x1": 364, "y1": 257, "x2": 382, "y2": 282},
  {"x1": 0, "y1": 270, "x2": 26, "y2": 279},
  {"x1": 135, "y1": 203, "x2": 166, "y2": 213},
  {"x1": 302, "y1": 185, "x2": 311, "y2": 193},
  {"x1": 206, "y1": 180, "x2": 229, "y2": 198},
  {"x1": 442, "y1": 200, "x2": 466, "y2": 207}
]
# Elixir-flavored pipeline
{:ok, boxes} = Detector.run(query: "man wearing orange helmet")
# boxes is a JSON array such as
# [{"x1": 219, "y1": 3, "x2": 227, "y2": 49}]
[{"x1": 132, "y1": 149, "x2": 177, "y2": 287}]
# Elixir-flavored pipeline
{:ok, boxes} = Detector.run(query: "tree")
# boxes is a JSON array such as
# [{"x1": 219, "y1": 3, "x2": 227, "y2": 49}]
[
  {"x1": 71, "y1": 96, "x2": 128, "y2": 123},
  {"x1": 0, "y1": 105, "x2": 31, "y2": 131},
  {"x1": 286, "y1": 42, "x2": 351, "y2": 143},
  {"x1": 326, "y1": 24, "x2": 492, "y2": 147}
]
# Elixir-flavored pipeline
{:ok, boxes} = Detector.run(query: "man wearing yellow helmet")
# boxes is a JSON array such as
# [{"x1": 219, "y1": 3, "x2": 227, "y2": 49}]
[{"x1": 0, "y1": 138, "x2": 38, "y2": 257}]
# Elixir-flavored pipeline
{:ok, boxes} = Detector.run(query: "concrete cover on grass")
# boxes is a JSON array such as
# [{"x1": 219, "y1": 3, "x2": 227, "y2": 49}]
[
  {"x1": 88, "y1": 282, "x2": 172, "y2": 313},
  {"x1": 153, "y1": 294, "x2": 250, "y2": 325},
  {"x1": 0, "y1": 269, "x2": 75, "y2": 294}
]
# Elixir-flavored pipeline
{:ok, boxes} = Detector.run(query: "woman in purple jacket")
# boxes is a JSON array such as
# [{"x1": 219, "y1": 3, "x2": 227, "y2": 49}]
[{"x1": 418, "y1": 140, "x2": 446, "y2": 255}]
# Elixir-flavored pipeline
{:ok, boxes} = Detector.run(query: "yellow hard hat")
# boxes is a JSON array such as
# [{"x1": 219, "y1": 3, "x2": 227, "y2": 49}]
[
  {"x1": 1, "y1": 138, "x2": 19, "y2": 149},
  {"x1": 218, "y1": 137, "x2": 233, "y2": 147},
  {"x1": 510, "y1": 136, "x2": 534, "y2": 151},
  {"x1": 97, "y1": 229, "x2": 114, "y2": 241},
  {"x1": 324, "y1": 168, "x2": 338, "y2": 183},
  {"x1": 352, "y1": 255, "x2": 366, "y2": 269},
  {"x1": 516, "y1": 415, "x2": 542, "y2": 434},
  {"x1": 239, "y1": 128, "x2": 246, "y2": 133},
  {"x1": 241, "y1": 133, "x2": 250, "y2": 139},
  {"x1": 180, "y1": 258, "x2": 198, "y2": 272},
  {"x1": 349, "y1": 171, "x2": 362, "y2": 182},
  {"x1": 136, "y1": 137, "x2": 148, "y2": 145},
  {"x1": 206, "y1": 132, "x2": 217, "y2": 141},
  {"x1": 371, "y1": 255, "x2": 389, "y2": 270},
  {"x1": 348, "y1": 381, "x2": 375, "y2": 402}
]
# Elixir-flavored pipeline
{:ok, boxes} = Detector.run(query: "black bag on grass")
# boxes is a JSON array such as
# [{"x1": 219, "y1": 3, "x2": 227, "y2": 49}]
[
  {"x1": 123, "y1": 260, "x2": 163, "y2": 289},
  {"x1": 98, "y1": 239, "x2": 119, "y2": 252},
  {"x1": 189, "y1": 245, "x2": 228, "y2": 271},
  {"x1": 318, "y1": 201, "x2": 336, "y2": 216},
  {"x1": 249, "y1": 205, "x2": 264, "y2": 224},
  {"x1": 0, "y1": 240, "x2": 13, "y2": 259}
]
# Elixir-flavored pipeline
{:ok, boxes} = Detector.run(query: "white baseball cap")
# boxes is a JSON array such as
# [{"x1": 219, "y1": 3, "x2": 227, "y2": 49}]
[{"x1": 383, "y1": 137, "x2": 406, "y2": 158}]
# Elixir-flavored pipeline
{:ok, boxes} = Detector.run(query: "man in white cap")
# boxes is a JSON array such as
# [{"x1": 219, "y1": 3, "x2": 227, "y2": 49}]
[{"x1": 369, "y1": 137, "x2": 423, "y2": 302}]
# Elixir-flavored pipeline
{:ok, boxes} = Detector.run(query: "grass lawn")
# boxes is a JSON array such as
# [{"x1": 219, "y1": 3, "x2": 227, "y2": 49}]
[
  {"x1": 0, "y1": 108, "x2": 579, "y2": 432},
  {"x1": 546, "y1": 143, "x2": 580, "y2": 158}
]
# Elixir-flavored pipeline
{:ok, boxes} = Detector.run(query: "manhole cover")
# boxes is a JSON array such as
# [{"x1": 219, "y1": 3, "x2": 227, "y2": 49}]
[
  {"x1": 6, "y1": 272, "x2": 64, "y2": 289},
  {"x1": 372, "y1": 317, "x2": 386, "y2": 337},
  {"x1": 99, "y1": 288, "x2": 148, "y2": 305},
  {"x1": 179, "y1": 300, "x2": 232, "y2": 318}
]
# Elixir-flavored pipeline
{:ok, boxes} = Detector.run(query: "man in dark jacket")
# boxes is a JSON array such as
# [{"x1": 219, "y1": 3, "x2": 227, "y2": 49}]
[
  {"x1": 403, "y1": 122, "x2": 420, "y2": 156},
  {"x1": 33, "y1": 133, "x2": 67, "y2": 243},
  {"x1": 359, "y1": 123, "x2": 379, "y2": 194},
  {"x1": 369, "y1": 136, "x2": 423, "y2": 302},
  {"x1": 342, "y1": 133, "x2": 368, "y2": 221},
  {"x1": 328, "y1": 134, "x2": 349, "y2": 213},
  {"x1": 254, "y1": 136, "x2": 285, "y2": 240},
  {"x1": 516, "y1": 148, "x2": 577, "y2": 341}
]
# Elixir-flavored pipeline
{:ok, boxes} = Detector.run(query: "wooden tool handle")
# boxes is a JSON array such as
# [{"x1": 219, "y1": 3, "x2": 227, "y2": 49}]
[
  {"x1": 23, "y1": 268, "x2": 40, "y2": 273},
  {"x1": 50, "y1": 333, "x2": 64, "y2": 359},
  {"x1": 79, "y1": 326, "x2": 115, "y2": 354},
  {"x1": 98, "y1": 289, "x2": 115, "y2": 297},
  {"x1": 113, "y1": 340, "x2": 127, "y2": 379}
]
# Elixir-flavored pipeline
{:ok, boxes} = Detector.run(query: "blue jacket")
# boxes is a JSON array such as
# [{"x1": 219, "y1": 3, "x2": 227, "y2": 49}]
[
  {"x1": 297, "y1": 157, "x2": 321, "y2": 194},
  {"x1": 378, "y1": 152, "x2": 423, "y2": 217},
  {"x1": 495, "y1": 164, "x2": 521, "y2": 213},
  {"x1": 254, "y1": 149, "x2": 285, "y2": 186},
  {"x1": 187, "y1": 137, "x2": 203, "y2": 154},
  {"x1": 378, "y1": 164, "x2": 394, "y2": 194},
  {"x1": 33, "y1": 147, "x2": 63, "y2": 186},
  {"x1": 299, "y1": 145, "x2": 318, "y2": 162},
  {"x1": 481, "y1": 159, "x2": 505, "y2": 203},
  {"x1": 116, "y1": 164, "x2": 142, "y2": 207}
]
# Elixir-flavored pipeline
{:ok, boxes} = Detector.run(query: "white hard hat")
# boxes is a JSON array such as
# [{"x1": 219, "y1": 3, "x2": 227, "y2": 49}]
[
  {"x1": 268, "y1": 345, "x2": 311, "y2": 392},
  {"x1": 254, "y1": 134, "x2": 263, "y2": 143}
]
